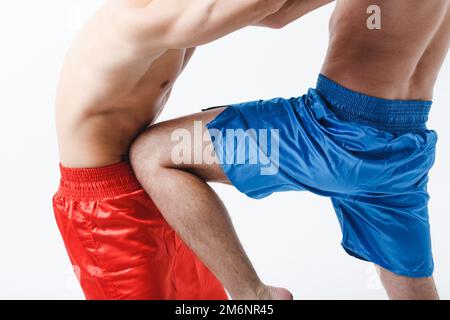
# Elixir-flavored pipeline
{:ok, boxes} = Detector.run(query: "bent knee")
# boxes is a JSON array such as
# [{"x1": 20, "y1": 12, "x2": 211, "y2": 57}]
[{"x1": 130, "y1": 126, "x2": 166, "y2": 176}]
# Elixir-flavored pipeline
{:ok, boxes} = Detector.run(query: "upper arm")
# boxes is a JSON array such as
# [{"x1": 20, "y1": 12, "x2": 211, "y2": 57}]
[{"x1": 120, "y1": 0, "x2": 287, "y2": 49}]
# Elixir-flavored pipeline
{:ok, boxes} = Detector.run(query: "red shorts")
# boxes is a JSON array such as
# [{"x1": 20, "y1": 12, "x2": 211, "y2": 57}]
[{"x1": 53, "y1": 162, "x2": 227, "y2": 300}]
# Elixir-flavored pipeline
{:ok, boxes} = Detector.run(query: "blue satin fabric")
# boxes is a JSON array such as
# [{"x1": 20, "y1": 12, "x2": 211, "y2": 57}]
[{"x1": 206, "y1": 74, "x2": 438, "y2": 277}]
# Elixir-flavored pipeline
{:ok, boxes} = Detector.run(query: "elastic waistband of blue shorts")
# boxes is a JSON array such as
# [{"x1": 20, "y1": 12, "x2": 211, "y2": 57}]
[{"x1": 316, "y1": 74, "x2": 432, "y2": 133}]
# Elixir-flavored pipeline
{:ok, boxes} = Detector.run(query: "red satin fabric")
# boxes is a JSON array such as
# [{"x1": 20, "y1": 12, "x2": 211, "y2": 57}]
[{"x1": 53, "y1": 162, "x2": 227, "y2": 300}]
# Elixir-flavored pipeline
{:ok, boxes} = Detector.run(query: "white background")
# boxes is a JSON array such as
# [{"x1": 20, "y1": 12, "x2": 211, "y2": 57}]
[{"x1": 0, "y1": 1, "x2": 448, "y2": 300}]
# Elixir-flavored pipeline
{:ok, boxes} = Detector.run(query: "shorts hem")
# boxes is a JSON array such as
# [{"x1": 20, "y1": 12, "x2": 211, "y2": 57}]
[{"x1": 341, "y1": 242, "x2": 433, "y2": 278}]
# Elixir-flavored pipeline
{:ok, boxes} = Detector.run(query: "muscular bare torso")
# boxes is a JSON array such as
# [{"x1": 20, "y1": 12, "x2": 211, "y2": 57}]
[
  {"x1": 322, "y1": 0, "x2": 450, "y2": 100},
  {"x1": 56, "y1": 1, "x2": 193, "y2": 168}
]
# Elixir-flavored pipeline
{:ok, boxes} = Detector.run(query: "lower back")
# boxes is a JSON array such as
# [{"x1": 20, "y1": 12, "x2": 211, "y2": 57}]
[{"x1": 321, "y1": 0, "x2": 450, "y2": 100}]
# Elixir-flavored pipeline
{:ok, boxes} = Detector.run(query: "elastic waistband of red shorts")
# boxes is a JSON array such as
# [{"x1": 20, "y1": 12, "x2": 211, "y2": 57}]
[{"x1": 57, "y1": 162, "x2": 143, "y2": 201}]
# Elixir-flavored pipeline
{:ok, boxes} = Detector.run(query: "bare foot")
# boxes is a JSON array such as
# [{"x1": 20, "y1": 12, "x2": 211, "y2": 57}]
[{"x1": 257, "y1": 285, "x2": 293, "y2": 300}]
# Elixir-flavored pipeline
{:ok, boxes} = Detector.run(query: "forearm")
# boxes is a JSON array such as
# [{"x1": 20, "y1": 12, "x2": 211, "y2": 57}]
[
  {"x1": 161, "y1": 0, "x2": 289, "y2": 48},
  {"x1": 257, "y1": 0, "x2": 335, "y2": 29},
  {"x1": 126, "y1": 0, "x2": 289, "y2": 50}
]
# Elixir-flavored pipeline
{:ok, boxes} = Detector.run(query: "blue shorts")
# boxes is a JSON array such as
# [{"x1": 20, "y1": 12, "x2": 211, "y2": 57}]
[{"x1": 206, "y1": 74, "x2": 438, "y2": 278}]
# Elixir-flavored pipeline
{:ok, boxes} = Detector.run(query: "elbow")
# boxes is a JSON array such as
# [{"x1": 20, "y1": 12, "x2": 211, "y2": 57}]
[
  {"x1": 255, "y1": 0, "x2": 290, "y2": 29},
  {"x1": 260, "y1": 16, "x2": 289, "y2": 29},
  {"x1": 258, "y1": 0, "x2": 287, "y2": 14}
]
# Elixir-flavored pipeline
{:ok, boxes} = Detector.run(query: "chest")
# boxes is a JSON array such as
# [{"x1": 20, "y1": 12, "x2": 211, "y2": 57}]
[{"x1": 141, "y1": 49, "x2": 188, "y2": 93}]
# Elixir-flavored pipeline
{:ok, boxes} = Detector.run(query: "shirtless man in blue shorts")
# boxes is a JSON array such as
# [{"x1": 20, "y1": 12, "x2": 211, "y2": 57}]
[{"x1": 131, "y1": 0, "x2": 450, "y2": 299}]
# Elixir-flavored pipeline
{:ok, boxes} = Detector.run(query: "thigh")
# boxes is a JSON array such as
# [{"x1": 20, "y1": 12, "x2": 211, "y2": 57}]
[
  {"x1": 167, "y1": 107, "x2": 232, "y2": 183},
  {"x1": 133, "y1": 94, "x2": 348, "y2": 199},
  {"x1": 133, "y1": 107, "x2": 230, "y2": 184}
]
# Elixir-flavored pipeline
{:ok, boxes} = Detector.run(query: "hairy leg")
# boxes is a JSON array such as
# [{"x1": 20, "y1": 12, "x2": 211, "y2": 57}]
[
  {"x1": 130, "y1": 108, "x2": 292, "y2": 300},
  {"x1": 377, "y1": 266, "x2": 439, "y2": 300}
]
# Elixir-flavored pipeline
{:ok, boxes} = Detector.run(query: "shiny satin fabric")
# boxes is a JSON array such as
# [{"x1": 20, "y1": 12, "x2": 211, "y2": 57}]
[
  {"x1": 206, "y1": 75, "x2": 437, "y2": 277},
  {"x1": 53, "y1": 162, "x2": 227, "y2": 300}
]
